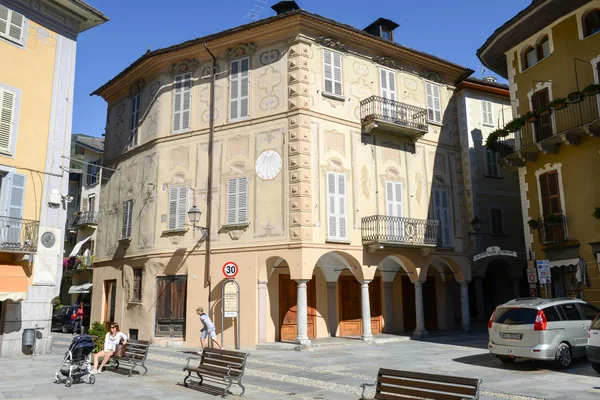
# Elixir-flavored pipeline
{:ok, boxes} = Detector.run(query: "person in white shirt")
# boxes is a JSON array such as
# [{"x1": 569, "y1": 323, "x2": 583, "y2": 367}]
[
  {"x1": 91, "y1": 323, "x2": 127, "y2": 374},
  {"x1": 197, "y1": 306, "x2": 222, "y2": 355}
]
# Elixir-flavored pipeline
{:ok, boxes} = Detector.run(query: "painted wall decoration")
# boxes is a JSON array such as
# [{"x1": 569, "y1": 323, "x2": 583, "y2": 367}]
[
  {"x1": 350, "y1": 62, "x2": 374, "y2": 119},
  {"x1": 113, "y1": 103, "x2": 126, "y2": 155},
  {"x1": 260, "y1": 49, "x2": 280, "y2": 66},
  {"x1": 170, "y1": 146, "x2": 190, "y2": 170},
  {"x1": 227, "y1": 135, "x2": 250, "y2": 159},
  {"x1": 138, "y1": 152, "x2": 158, "y2": 250},
  {"x1": 258, "y1": 65, "x2": 282, "y2": 111}
]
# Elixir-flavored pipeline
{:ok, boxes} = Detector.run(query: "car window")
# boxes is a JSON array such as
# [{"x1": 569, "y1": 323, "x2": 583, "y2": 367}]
[
  {"x1": 592, "y1": 316, "x2": 600, "y2": 330},
  {"x1": 493, "y1": 308, "x2": 538, "y2": 325},
  {"x1": 60, "y1": 307, "x2": 70, "y2": 315},
  {"x1": 578, "y1": 304, "x2": 599, "y2": 320},
  {"x1": 543, "y1": 306, "x2": 561, "y2": 322},
  {"x1": 558, "y1": 304, "x2": 583, "y2": 321}
]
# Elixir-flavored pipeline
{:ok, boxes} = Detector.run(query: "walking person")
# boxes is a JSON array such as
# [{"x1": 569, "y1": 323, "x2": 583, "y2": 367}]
[
  {"x1": 91, "y1": 323, "x2": 127, "y2": 374},
  {"x1": 197, "y1": 306, "x2": 222, "y2": 355},
  {"x1": 72, "y1": 302, "x2": 85, "y2": 335}
]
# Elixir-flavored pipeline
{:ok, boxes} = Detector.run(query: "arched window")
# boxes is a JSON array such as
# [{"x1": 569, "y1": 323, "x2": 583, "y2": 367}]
[
  {"x1": 523, "y1": 46, "x2": 537, "y2": 70},
  {"x1": 583, "y1": 9, "x2": 600, "y2": 37},
  {"x1": 538, "y1": 35, "x2": 551, "y2": 60}
]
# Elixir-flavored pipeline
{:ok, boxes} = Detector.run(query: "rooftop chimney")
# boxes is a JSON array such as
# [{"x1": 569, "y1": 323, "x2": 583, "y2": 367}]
[
  {"x1": 363, "y1": 18, "x2": 400, "y2": 42},
  {"x1": 483, "y1": 76, "x2": 497, "y2": 83},
  {"x1": 272, "y1": 1, "x2": 300, "y2": 15}
]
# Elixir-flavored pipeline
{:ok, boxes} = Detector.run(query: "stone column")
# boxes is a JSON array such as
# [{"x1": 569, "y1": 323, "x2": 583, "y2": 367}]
[
  {"x1": 460, "y1": 281, "x2": 471, "y2": 332},
  {"x1": 327, "y1": 282, "x2": 337, "y2": 337},
  {"x1": 474, "y1": 277, "x2": 485, "y2": 321},
  {"x1": 413, "y1": 282, "x2": 428, "y2": 337},
  {"x1": 383, "y1": 282, "x2": 394, "y2": 333},
  {"x1": 360, "y1": 280, "x2": 374, "y2": 342},
  {"x1": 512, "y1": 279, "x2": 521, "y2": 299},
  {"x1": 257, "y1": 280, "x2": 268, "y2": 343},
  {"x1": 295, "y1": 279, "x2": 310, "y2": 345}
]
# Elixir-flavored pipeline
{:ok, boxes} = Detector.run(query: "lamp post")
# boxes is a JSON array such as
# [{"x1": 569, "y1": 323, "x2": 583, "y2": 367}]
[{"x1": 187, "y1": 205, "x2": 208, "y2": 237}]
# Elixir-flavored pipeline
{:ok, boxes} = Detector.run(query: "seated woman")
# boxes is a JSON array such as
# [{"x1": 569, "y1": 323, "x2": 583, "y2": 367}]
[{"x1": 91, "y1": 323, "x2": 127, "y2": 374}]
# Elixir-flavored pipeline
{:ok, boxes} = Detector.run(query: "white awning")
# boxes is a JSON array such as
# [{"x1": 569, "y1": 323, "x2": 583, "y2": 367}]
[
  {"x1": 0, "y1": 291, "x2": 28, "y2": 302},
  {"x1": 68, "y1": 283, "x2": 93, "y2": 294},
  {"x1": 549, "y1": 258, "x2": 579, "y2": 268},
  {"x1": 69, "y1": 236, "x2": 92, "y2": 258}
]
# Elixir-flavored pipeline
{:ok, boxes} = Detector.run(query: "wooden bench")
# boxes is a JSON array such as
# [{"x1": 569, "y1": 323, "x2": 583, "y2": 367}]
[
  {"x1": 360, "y1": 368, "x2": 481, "y2": 400},
  {"x1": 112, "y1": 339, "x2": 150, "y2": 377},
  {"x1": 183, "y1": 348, "x2": 249, "y2": 398}
]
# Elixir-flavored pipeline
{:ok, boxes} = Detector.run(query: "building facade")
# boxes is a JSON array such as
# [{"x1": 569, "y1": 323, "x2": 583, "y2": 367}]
[
  {"x1": 478, "y1": 0, "x2": 600, "y2": 305},
  {"x1": 455, "y1": 77, "x2": 526, "y2": 319},
  {"x1": 91, "y1": 3, "x2": 476, "y2": 348},
  {"x1": 0, "y1": 0, "x2": 106, "y2": 356}
]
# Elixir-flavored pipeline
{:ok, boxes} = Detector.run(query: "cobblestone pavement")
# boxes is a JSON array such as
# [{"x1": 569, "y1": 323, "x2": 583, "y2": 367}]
[{"x1": 0, "y1": 332, "x2": 599, "y2": 399}]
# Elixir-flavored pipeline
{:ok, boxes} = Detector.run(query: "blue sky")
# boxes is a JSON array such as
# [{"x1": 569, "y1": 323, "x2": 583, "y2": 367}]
[{"x1": 73, "y1": 0, "x2": 528, "y2": 137}]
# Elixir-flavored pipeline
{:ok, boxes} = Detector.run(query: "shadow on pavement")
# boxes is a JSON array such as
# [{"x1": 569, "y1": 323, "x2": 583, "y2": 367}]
[
  {"x1": 416, "y1": 331, "x2": 489, "y2": 350},
  {"x1": 176, "y1": 381, "x2": 235, "y2": 398}
]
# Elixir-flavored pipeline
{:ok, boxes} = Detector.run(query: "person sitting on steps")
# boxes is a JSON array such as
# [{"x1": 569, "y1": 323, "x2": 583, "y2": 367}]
[
  {"x1": 91, "y1": 323, "x2": 127, "y2": 374},
  {"x1": 196, "y1": 306, "x2": 222, "y2": 355}
]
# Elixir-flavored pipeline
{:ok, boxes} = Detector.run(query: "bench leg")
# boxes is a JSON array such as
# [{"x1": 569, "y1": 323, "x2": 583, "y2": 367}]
[
  {"x1": 239, "y1": 380, "x2": 246, "y2": 397},
  {"x1": 141, "y1": 365, "x2": 148, "y2": 375},
  {"x1": 183, "y1": 370, "x2": 192, "y2": 388},
  {"x1": 222, "y1": 377, "x2": 233, "y2": 399}
]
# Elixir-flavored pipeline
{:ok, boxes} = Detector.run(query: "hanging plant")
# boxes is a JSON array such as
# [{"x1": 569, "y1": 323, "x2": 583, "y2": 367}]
[
  {"x1": 583, "y1": 83, "x2": 600, "y2": 96},
  {"x1": 505, "y1": 116, "x2": 526, "y2": 133},
  {"x1": 549, "y1": 97, "x2": 567, "y2": 110},
  {"x1": 593, "y1": 207, "x2": 600, "y2": 220},
  {"x1": 544, "y1": 214, "x2": 563, "y2": 225},
  {"x1": 527, "y1": 219, "x2": 539, "y2": 229},
  {"x1": 485, "y1": 132, "x2": 499, "y2": 152},
  {"x1": 536, "y1": 105, "x2": 551, "y2": 117},
  {"x1": 524, "y1": 111, "x2": 537, "y2": 123},
  {"x1": 567, "y1": 91, "x2": 583, "y2": 104}
]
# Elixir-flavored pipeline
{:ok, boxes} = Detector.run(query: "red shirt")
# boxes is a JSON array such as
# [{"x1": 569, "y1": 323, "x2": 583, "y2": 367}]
[{"x1": 75, "y1": 307, "x2": 84, "y2": 319}]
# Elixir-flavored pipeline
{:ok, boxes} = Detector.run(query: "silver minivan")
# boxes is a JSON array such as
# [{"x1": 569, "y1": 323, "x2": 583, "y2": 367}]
[{"x1": 488, "y1": 297, "x2": 600, "y2": 369}]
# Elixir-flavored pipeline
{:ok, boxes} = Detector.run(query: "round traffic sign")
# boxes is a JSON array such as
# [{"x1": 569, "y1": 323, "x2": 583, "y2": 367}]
[{"x1": 222, "y1": 262, "x2": 239, "y2": 278}]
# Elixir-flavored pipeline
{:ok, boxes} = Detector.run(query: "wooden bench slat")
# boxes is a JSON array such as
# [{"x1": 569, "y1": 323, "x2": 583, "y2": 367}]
[
  {"x1": 379, "y1": 368, "x2": 479, "y2": 387},
  {"x1": 378, "y1": 376, "x2": 477, "y2": 396},
  {"x1": 202, "y1": 359, "x2": 244, "y2": 369},
  {"x1": 377, "y1": 384, "x2": 471, "y2": 400},
  {"x1": 203, "y1": 348, "x2": 248, "y2": 358},
  {"x1": 203, "y1": 353, "x2": 246, "y2": 364},
  {"x1": 186, "y1": 365, "x2": 241, "y2": 377}
]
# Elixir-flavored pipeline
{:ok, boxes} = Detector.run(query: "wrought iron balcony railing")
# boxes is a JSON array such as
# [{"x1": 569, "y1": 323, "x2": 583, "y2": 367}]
[
  {"x1": 538, "y1": 215, "x2": 568, "y2": 245},
  {"x1": 0, "y1": 216, "x2": 39, "y2": 253},
  {"x1": 360, "y1": 96, "x2": 428, "y2": 133},
  {"x1": 361, "y1": 215, "x2": 440, "y2": 247},
  {"x1": 74, "y1": 211, "x2": 99, "y2": 227}
]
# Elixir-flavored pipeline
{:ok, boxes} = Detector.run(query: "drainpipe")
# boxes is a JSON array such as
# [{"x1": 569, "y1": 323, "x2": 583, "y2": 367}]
[{"x1": 203, "y1": 42, "x2": 216, "y2": 310}]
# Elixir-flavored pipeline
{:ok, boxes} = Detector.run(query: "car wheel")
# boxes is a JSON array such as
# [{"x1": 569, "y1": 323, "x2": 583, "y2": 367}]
[
  {"x1": 554, "y1": 343, "x2": 572, "y2": 369},
  {"x1": 61, "y1": 324, "x2": 68, "y2": 334},
  {"x1": 498, "y1": 356, "x2": 515, "y2": 364},
  {"x1": 592, "y1": 362, "x2": 600, "y2": 374}
]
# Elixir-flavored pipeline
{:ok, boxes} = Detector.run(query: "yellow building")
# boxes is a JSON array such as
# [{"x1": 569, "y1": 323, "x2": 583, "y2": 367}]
[
  {"x1": 0, "y1": 0, "x2": 106, "y2": 356},
  {"x1": 478, "y1": 0, "x2": 600, "y2": 305}
]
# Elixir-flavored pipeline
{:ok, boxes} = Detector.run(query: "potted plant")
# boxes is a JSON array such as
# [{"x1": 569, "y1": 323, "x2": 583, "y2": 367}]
[
  {"x1": 536, "y1": 105, "x2": 551, "y2": 117},
  {"x1": 593, "y1": 207, "x2": 600, "y2": 220},
  {"x1": 583, "y1": 83, "x2": 600, "y2": 96},
  {"x1": 485, "y1": 132, "x2": 499, "y2": 152},
  {"x1": 567, "y1": 91, "x2": 583, "y2": 104},
  {"x1": 527, "y1": 219, "x2": 539, "y2": 229},
  {"x1": 524, "y1": 111, "x2": 537, "y2": 123},
  {"x1": 544, "y1": 214, "x2": 563, "y2": 225},
  {"x1": 549, "y1": 97, "x2": 567, "y2": 110},
  {"x1": 504, "y1": 116, "x2": 526, "y2": 133}
]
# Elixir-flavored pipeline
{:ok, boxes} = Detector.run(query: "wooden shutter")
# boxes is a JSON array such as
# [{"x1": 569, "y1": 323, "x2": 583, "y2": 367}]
[
  {"x1": 327, "y1": 173, "x2": 347, "y2": 240},
  {"x1": 425, "y1": 83, "x2": 441, "y2": 122},
  {"x1": 81, "y1": 197, "x2": 88, "y2": 212},
  {"x1": 168, "y1": 187, "x2": 178, "y2": 230},
  {"x1": 129, "y1": 93, "x2": 141, "y2": 146},
  {"x1": 491, "y1": 208, "x2": 503, "y2": 235},
  {"x1": 173, "y1": 73, "x2": 191, "y2": 132},
  {"x1": 88, "y1": 196, "x2": 95, "y2": 213},
  {"x1": 132, "y1": 269, "x2": 142, "y2": 302},
  {"x1": 237, "y1": 177, "x2": 248, "y2": 223},
  {"x1": 177, "y1": 186, "x2": 188, "y2": 229},
  {"x1": 327, "y1": 172, "x2": 337, "y2": 238},
  {"x1": 433, "y1": 188, "x2": 451, "y2": 246},
  {"x1": 532, "y1": 88, "x2": 552, "y2": 140},
  {"x1": 324, "y1": 50, "x2": 343, "y2": 96},
  {"x1": 380, "y1": 69, "x2": 396, "y2": 101},
  {"x1": 337, "y1": 174, "x2": 347, "y2": 239},
  {"x1": 0, "y1": 5, "x2": 24, "y2": 43},
  {"x1": 482, "y1": 101, "x2": 493, "y2": 126},
  {"x1": 539, "y1": 171, "x2": 561, "y2": 216},
  {"x1": 8, "y1": 173, "x2": 24, "y2": 219},
  {"x1": 122, "y1": 200, "x2": 132, "y2": 238},
  {"x1": 0, "y1": 87, "x2": 16, "y2": 154},
  {"x1": 486, "y1": 150, "x2": 498, "y2": 176},
  {"x1": 385, "y1": 181, "x2": 402, "y2": 217},
  {"x1": 230, "y1": 58, "x2": 250, "y2": 120},
  {"x1": 227, "y1": 178, "x2": 248, "y2": 224}
]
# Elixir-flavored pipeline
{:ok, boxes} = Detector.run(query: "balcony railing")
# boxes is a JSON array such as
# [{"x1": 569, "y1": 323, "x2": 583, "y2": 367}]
[
  {"x1": 0, "y1": 216, "x2": 39, "y2": 253},
  {"x1": 361, "y1": 215, "x2": 440, "y2": 247},
  {"x1": 74, "y1": 211, "x2": 98, "y2": 227},
  {"x1": 360, "y1": 96, "x2": 428, "y2": 136},
  {"x1": 538, "y1": 215, "x2": 568, "y2": 244},
  {"x1": 498, "y1": 94, "x2": 599, "y2": 161}
]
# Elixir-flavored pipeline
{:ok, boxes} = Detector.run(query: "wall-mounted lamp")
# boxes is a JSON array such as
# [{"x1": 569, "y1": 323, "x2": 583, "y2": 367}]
[{"x1": 187, "y1": 205, "x2": 208, "y2": 236}]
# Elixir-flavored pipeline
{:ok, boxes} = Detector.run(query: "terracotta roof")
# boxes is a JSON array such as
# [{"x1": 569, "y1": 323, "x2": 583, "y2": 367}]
[
  {"x1": 75, "y1": 135, "x2": 104, "y2": 152},
  {"x1": 92, "y1": 9, "x2": 472, "y2": 97},
  {"x1": 477, "y1": 0, "x2": 592, "y2": 78}
]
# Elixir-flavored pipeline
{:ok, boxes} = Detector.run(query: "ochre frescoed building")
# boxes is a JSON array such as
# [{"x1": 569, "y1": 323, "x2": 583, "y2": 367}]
[
  {"x1": 91, "y1": 2, "x2": 478, "y2": 348},
  {"x1": 478, "y1": 0, "x2": 600, "y2": 305}
]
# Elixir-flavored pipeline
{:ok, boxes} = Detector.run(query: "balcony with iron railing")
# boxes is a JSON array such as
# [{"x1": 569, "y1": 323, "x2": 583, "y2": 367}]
[
  {"x1": 360, "y1": 96, "x2": 429, "y2": 141},
  {"x1": 74, "y1": 211, "x2": 99, "y2": 227},
  {"x1": 0, "y1": 216, "x2": 39, "y2": 253},
  {"x1": 497, "y1": 93, "x2": 600, "y2": 169},
  {"x1": 361, "y1": 215, "x2": 440, "y2": 252},
  {"x1": 536, "y1": 215, "x2": 568, "y2": 245}
]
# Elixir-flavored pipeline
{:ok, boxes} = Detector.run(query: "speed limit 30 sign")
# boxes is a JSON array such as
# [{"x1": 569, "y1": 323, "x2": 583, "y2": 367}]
[{"x1": 222, "y1": 261, "x2": 239, "y2": 278}]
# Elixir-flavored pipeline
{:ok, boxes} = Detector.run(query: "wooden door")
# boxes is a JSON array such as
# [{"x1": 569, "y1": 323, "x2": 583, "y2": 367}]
[
  {"x1": 103, "y1": 280, "x2": 117, "y2": 331},
  {"x1": 155, "y1": 275, "x2": 187, "y2": 338},
  {"x1": 339, "y1": 276, "x2": 382, "y2": 336},
  {"x1": 532, "y1": 89, "x2": 552, "y2": 141},
  {"x1": 279, "y1": 275, "x2": 316, "y2": 341},
  {"x1": 401, "y1": 276, "x2": 438, "y2": 332}
]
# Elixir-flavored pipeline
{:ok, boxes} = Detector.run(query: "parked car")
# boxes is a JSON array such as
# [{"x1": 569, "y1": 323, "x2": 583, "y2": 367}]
[
  {"x1": 51, "y1": 304, "x2": 91, "y2": 334},
  {"x1": 587, "y1": 312, "x2": 600, "y2": 373},
  {"x1": 488, "y1": 297, "x2": 600, "y2": 369}
]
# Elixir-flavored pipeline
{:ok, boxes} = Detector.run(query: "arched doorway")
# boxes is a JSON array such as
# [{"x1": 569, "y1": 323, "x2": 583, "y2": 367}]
[{"x1": 484, "y1": 259, "x2": 513, "y2": 315}]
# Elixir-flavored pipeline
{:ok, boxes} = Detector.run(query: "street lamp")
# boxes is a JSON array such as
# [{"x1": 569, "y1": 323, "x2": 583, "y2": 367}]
[
  {"x1": 187, "y1": 205, "x2": 208, "y2": 236},
  {"x1": 470, "y1": 216, "x2": 483, "y2": 235}
]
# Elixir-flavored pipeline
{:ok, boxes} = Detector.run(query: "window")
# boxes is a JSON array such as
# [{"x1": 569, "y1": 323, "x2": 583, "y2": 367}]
[
  {"x1": 381, "y1": 28, "x2": 392, "y2": 41},
  {"x1": 485, "y1": 150, "x2": 499, "y2": 177},
  {"x1": 129, "y1": 93, "x2": 141, "y2": 147},
  {"x1": 227, "y1": 177, "x2": 248, "y2": 225},
  {"x1": 584, "y1": 9, "x2": 600, "y2": 38},
  {"x1": 132, "y1": 268, "x2": 143, "y2": 302},
  {"x1": 539, "y1": 171, "x2": 561, "y2": 216},
  {"x1": 386, "y1": 181, "x2": 403, "y2": 238},
  {"x1": 229, "y1": 58, "x2": 250, "y2": 121},
  {"x1": 492, "y1": 307, "x2": 538, "y2": 325},
  {"x1": 380, "y1": 68, "x2": 397, "y2": 118},
  {"x1": 0, "y1": 5, "x2": 24, "y2": 45},
  {"x1": 323, "y1": 50, "x2": 343, "y2": 97},
  {"x1": 327, "y1": 172, "x2": 347, "y2": 240},
  {"x1": 558, "y1": 304, "x2": 583, "y2": 321},
  {"x1": 490, "y1": 208, "x2": 504, "y2": 235},
  {"x1": 543, "y1": 306, "x2": 561, "y2": 322},
  {"x1": 524, "y1": 46, "x2": 537, "y2": 70},
  {"x1": 425, "y1": 82, "x2": 442, "y2": 123},
  {"x1": 122, "y1": 199, "x2": 133, "y2": 239},
  {"x1": 578, "y1": 304, "x2": 600, "y2": 320},
  {"x1": 481, "y1": 100, "x2": 494, "y2": 127},
  {"x1": 103, "y1": 280, "x2": 117, "y2": 323},
  {"x1": 2, "y1": 172, "x2": 25, "y2": 245},
  {"x1": 0, "y1": 86, "x2": 17, "y2": 155},
  {"x1": 88, "y1": 195, "x2": 96, "y2": 213},
  {"x1": 172, "y1": 73, "x2": 191, "y2": 133},
  {"x1": 538, "y1": 36, "x2": 551, "y2": 60},
  {"x1": 433, "y1": 187, "x2": 451, "y2": 247},
  {"x1": 75, "y1": 144, "x2": 84, "y2": 155},
  {"x1": 531, "y1": 88, "x2": 552, "y2": 140},
  {"x1": 168, "y1": 186, "x2": 188, "y2": 230},
  {"x1": 86, "y1": 160, "x2": 100, "y2": 186}
]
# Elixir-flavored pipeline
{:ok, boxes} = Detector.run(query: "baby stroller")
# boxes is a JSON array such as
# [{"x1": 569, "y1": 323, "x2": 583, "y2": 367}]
[{"x1": 54, "y1": 334, "x2": 96, "y2": 387}]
